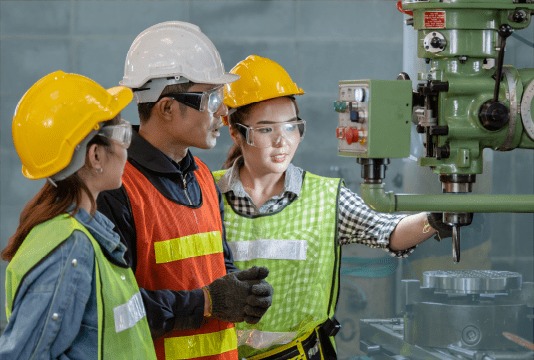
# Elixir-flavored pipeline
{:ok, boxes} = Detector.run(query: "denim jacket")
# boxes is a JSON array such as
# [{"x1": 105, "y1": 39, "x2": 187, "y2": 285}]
[{"x1": 0, "y1": 207, "x2": 128, "y2": 359}]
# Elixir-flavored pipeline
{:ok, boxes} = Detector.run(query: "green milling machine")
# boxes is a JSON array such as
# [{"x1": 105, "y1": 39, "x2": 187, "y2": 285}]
[{"x1": 335, "y1": 0, "x2": 534, "y2": 264}]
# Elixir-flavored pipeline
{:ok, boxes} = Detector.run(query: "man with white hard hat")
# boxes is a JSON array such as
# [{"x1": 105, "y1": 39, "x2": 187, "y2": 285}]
[{"x1": 97, "y1": 21, "x2": 273, "y2": 360}]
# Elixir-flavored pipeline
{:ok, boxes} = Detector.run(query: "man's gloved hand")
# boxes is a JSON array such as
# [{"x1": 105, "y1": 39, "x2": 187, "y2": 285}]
[
  {"x1": 205, "y1": 266, "x2": 273, "y2": 324},
  {"x1": 426, "y1": 212, "x2": 453, "y2": 241},
  {"x1": 234, "y1": 266, "x2": 273, "y2": 324}
]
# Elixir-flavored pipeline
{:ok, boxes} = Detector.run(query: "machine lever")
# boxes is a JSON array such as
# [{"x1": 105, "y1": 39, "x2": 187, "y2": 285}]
[{"x1": 492, "y1": 24, "x2": 514, "y2": 102}]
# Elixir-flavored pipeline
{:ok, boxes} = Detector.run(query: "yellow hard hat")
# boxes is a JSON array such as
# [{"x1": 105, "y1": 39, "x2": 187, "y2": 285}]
[
  {"x1": 12, "y1": 71, "x2": 133, "y2": 180},
  {"x1": 223, "y1": 55, "x2": 305, "y2": 109}
]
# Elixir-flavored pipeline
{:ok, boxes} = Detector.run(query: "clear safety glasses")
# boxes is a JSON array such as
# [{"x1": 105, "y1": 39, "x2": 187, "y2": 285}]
[
  {"x1": 161, "y1": 85, "x2": 224, "y2": 114},
  {"x1": 235, "y1": 119, "x2": 306, "y2": 148},
  {"x1": 97, "y1": 119, "x2": 133, "y2": 148}
]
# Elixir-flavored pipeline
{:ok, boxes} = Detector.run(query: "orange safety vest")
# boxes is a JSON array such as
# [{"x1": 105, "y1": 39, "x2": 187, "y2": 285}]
[{"x1": 122, "y1": 158, "x2": 237, "y2": 360}]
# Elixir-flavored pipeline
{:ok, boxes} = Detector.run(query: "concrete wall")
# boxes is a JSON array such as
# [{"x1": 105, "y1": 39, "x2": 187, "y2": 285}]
[{"x1": 1, "y1": 1, "x2": 533, "y2": 357}]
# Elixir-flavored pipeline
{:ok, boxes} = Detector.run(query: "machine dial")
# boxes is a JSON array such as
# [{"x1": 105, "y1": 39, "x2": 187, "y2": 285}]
[
  {"x1": 520, "y1": 79, "x2": 534, "y2": 141},
  {"x1": 423, "y1": 31, "x2": 447, "y2": 54},
  {"x1": 354, "y1": 87, "x2": 365, "y2": 102}
]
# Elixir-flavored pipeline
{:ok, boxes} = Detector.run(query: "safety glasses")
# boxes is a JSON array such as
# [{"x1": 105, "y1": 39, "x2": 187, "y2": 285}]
[
  {"x1": 235, "y1": 119, "x2": 306, "y2": 148},
  {"x1": 97, "y1": 118, "x2": 132, "y2": 148},
  {"x1": 160, "y1": 85, "x2": 224, "y2": 114}
]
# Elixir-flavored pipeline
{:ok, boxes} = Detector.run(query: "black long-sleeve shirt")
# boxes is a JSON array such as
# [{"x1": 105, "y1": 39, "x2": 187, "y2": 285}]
[{"x1": 97, "y1": 126, "x2": 238, "y2": 339}]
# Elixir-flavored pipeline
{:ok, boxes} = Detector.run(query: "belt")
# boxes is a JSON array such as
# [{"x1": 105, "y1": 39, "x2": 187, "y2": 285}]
[{"x1": 248, "y1": 318, "x2": 341, "y2": 360}]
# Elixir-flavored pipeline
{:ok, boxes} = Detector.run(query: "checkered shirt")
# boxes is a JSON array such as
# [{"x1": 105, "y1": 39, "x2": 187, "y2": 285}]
[{"x1": 218, "y1": 157, "x2": 415, "y2": 258}]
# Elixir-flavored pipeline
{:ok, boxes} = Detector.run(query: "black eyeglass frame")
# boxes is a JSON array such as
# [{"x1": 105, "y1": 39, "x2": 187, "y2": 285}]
[{"x1": 157, "y1": 85, "x2": 224, "y2": 113}]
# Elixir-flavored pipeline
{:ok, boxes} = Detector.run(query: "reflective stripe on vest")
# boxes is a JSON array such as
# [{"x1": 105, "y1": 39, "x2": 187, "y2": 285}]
[
  {"x1": 228, "y1": 239, "x2": 307, "y2": 262},
  {"x1": 214, "y1": 170, "x2": 342, "y2": 358},
  {"x1": 236, "y1": 329, "x2": 297, "y2": 349},
  {"x1": 164, "y1": 327, "x2": 237, "y2": 360},
  {"x1": 5, "y1": 214, "x2": 157, "y2": 360},
  {"x1": 155, "y1": 231, "x2": 223, "y2": 263},
  {"x1": 113, "y1": 291, "x2": 146, "y2": 333},
  {"x1": 123, "y1": 159, "x2": 237, "y2": 360}
]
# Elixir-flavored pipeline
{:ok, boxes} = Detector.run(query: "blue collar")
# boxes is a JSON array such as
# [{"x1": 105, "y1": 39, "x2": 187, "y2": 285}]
[{"x1": 71, "y1": 206, "x2": 128, "y2": 264}]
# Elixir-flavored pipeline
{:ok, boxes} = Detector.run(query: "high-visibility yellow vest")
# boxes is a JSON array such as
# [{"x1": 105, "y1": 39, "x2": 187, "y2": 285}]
[
  {"x1": 5, "y1": 214, "x2": 157, "y2": 360},
  {"x1": 214, "y1": 170, "x2": 342, "y2": 359}
]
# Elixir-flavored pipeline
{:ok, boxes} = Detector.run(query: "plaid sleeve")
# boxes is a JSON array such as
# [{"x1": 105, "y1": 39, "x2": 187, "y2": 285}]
[{"x1": 338, "y1": 185, "x2": 416, "y2": 258}]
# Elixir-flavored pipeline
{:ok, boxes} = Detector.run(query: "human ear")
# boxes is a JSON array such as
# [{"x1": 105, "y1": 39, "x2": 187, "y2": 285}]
[
  {"x1": 154, "y1": 98, "x2": 174, "y2": 120},
  {"x1": 229, "y1": 125, "x2": 243, "y2": 145},
  {"x1": 86, "y1": 143, "x2": 104, "y2": 171}
]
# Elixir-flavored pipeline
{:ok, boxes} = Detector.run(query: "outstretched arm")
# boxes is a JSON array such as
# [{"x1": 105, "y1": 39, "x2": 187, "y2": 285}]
[{"x1": 388, "y1": 212, "x2": 437, "y2": 251}]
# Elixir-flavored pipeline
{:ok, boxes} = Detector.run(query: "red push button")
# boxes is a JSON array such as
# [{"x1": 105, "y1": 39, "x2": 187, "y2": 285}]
[{"x1": 345, "y1": 127, "x2": 359, "y2": 145}]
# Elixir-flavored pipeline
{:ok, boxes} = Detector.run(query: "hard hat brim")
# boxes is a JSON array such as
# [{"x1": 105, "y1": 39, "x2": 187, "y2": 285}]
[
  {"x1": 200, "y1": 72, "x2": 240, "y2": 85},
  {"x1": 21, "y1": 86, "x2": 133, "y2": 180}
]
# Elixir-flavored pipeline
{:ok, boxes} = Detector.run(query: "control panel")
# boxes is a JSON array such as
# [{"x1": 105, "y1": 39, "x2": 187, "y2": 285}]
[{"x1": 335, "y1": 79, "x2": 412, "y2": 158}]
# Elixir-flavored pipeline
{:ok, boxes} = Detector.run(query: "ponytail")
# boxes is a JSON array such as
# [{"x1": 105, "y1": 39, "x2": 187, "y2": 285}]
[{"x1": 222, "y1": 143, "x2": 242, "y2": 170}]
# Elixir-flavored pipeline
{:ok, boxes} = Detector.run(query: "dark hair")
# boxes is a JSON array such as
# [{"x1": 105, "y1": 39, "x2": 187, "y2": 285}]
[
  {"x1": 1, "y1": 117, "x2": 120, "y2": 261},
  {"x1": 222, "y1": 96, "x2": 299, "y2": 170},
  {"x1": 137, "y1": 82, "x2": 195, "y2": 124}
]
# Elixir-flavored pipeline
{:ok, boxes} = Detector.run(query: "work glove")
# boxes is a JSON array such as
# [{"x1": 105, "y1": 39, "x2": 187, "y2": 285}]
[
  {"x1": 205, "y1": 266, "x2": 273, "y2": 324},
  {"x1": 426, "y1": 212, "x2": 453, "y2": 241},
  {"x1": 243, "y1": 278, "x2": 273, "y2": 325},
  {"x1": 234, "y1": 266, "x2": 273, "y2": 324}
]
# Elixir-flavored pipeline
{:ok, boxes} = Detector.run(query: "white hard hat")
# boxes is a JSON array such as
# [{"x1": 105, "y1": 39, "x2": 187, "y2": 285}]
[{"x1": 120, "y1": 21, "x2": 239, "y2": 103}]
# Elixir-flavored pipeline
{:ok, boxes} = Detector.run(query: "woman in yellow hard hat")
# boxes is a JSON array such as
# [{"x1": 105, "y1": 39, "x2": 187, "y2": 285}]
[
  {"x1": 213, "y1": 55, "x2": 448, "y2": 360},
  {"x1": 0, "y1": 71, "x2": 157, "y2": 359}
]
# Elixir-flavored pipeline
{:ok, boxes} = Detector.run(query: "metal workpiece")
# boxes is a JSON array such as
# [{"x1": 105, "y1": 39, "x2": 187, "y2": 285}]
[
  {"x1": 360, "y1": 316, "x2": 534, "y2": 360},
  {"x1": 400, "y1": 279, "x2": 422, "y2": 307},
  {"x1": 513, "y1": 282, "x2": 534, "y2": 307},
  {"x1": 422, "y1": 270, "x2": 522, "y2": 294},
  {"x1": 405, "y1": 301, "x2": 527, "y2": 349},
  {"x1": 360, "y1": 270, "x2": 533, "y2": 359}
]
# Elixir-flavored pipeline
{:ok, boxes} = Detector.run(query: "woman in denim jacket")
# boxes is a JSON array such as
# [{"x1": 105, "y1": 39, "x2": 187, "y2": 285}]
[{"x1": 0, "y1": 71, "x2": 156, "y2": 359}]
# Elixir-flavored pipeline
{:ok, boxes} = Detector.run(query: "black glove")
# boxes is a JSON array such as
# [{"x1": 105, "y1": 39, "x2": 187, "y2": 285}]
[
  {"x1": 205, "y1": 266, "x2": 271, "y2": 324},
  {"x1": 426, "y1": 212, "x2": 453, "y2": 241},
  {"x1": 234, "y1": 266, "x2": 273, "y2": 324},
  {"x1": 245, "y1": 279, "x2": 273, "y2": 324}
]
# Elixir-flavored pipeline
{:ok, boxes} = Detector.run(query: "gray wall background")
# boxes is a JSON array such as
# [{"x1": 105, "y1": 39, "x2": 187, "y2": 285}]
[{"x1": 1, "y1": 1, "x2": 533, "y2": 357}]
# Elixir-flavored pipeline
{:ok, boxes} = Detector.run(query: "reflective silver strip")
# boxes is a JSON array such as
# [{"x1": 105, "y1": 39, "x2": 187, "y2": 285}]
[
  {"x1": 236, "y1": 329, "x2": 298, "y2": 349},
  {"x1": 229, "y1": 239, "x2": 307, "y2": 262},
  {"x1": 113, "y1": 292, "x2": 146, "y2": 333}
]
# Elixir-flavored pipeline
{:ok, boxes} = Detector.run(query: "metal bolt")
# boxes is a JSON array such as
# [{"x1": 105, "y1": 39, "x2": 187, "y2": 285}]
[
  {"x1": 52, "y1": 313, "x2": 59, "y2": 321},
  {"x1": 462, "y1": 325, "x2": 481, "y2": 345},
  {"x1": 71, "y1": 259, "x2": 77, "y2": 267}
]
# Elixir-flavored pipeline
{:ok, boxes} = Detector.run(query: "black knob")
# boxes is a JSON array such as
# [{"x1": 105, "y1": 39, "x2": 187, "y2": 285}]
[
  {"x1": 430, "y1": 37, "x2": 442, "y2": 48},
  {"x1": 478, "y1": 100, "x2": 509, "y2": 131},
  {"x1": 498, "y1": 24, "x2": 514, "y2": 39},
  {"x1": 396, "y1": 72, "x2": 411, "y2": 81},
  {"x1": 512, "y1": 10, "x2": 526, "y2": 23}
]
